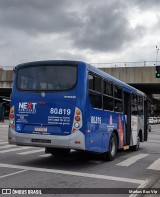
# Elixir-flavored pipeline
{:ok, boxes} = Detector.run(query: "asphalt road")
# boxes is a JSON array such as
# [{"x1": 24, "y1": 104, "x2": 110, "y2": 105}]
[{"x1": 0, "y1": 121, "x2": 160, "y2": 197}]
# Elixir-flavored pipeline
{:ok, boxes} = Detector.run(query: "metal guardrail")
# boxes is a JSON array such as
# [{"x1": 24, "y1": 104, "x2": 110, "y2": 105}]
[
  {"x1": 0, "y1": 61, "x2": 160, "y2": 70},
  {"x1": 91, "y1": 61, "x2": 160, "y2": 68}
]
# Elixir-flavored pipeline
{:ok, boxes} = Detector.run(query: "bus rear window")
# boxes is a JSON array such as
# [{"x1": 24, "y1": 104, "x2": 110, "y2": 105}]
[{"x1": 17, "y1": 65, "x2": 77, "y2": 91}]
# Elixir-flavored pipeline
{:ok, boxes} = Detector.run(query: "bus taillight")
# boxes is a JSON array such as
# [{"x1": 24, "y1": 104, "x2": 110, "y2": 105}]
[
  {"x1": 74, "y1": 122, "x2": 80, "y2": 128},
  {"x1": 75, "y1": 116, "x2": 80, "y2": 121},
  {"x1": 76, "y1": 109, "x2": 81, "y2": 115},
  {"x1": 72, "y1": 107, "x2": 83, "y2": 133},
  {"x1": 9, "y1": 114, "x2": 14, "y2": 119},
  {"x1": 9, "y1": 106, "x2": 15, "y2": 129}
]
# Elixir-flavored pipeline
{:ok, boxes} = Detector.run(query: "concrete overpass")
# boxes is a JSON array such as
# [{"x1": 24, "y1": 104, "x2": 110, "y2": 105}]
[
  {"x1": 0, "y1": 68, "x2": 13, "y2": 97},
  {"x1": 100, "y1": 66, "x2": 159, "y2": 94},
  {"x1": 0, "y1": 64, "x2": 159, "y2": 96}
]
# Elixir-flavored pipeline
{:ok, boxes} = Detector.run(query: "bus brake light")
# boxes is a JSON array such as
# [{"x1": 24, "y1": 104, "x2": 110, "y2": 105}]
[
  {"x1": 75, "y1": 116, "x2": 80, "y2": 121},
  {"x1": 10, "y1": 114, "x2": 14, "y2": 119},
  {"x1": 9, "y1": 106, "x2": 15, "y2": 129},
  {"x1": 72, "y1": 107, "x2": 82, "y2": 133}
]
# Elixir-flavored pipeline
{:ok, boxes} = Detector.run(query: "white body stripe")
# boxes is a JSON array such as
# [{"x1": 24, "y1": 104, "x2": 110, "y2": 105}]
[{"x1": 8, "y1": 127, "x2": 85, "y2": 150}]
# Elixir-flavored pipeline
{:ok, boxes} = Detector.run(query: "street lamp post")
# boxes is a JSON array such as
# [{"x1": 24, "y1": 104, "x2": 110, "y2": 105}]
[{"x1": 156, "y1": 46, "x2": 159, "y2": 66}]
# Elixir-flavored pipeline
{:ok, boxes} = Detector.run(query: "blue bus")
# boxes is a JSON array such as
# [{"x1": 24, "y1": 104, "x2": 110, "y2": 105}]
[{"x1": 8, "y1": 60, "x2": 148, "y2": 161}]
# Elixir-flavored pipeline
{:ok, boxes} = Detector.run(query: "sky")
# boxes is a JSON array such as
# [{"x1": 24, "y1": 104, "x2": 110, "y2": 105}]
[{"x1": 0, "y1": 0, "x2": 160, "y2": 67}]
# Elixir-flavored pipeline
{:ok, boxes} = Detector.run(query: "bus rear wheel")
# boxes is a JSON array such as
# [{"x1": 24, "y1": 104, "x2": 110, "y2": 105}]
[
  {"x1": 103, "y1": 133, "x2": 117, "y2": 161},
  {"x1": 45, "y1": 147, "x2": 70, "y2": 157}
]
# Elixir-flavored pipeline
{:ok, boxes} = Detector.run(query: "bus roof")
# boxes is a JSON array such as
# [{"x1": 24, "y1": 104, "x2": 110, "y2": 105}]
[
  {"x1": 14, "y1": 60, "x2": 78, "y2": 70},
  {"x1": 14, "y1": 60, "x2": 146, "y2": 97}
]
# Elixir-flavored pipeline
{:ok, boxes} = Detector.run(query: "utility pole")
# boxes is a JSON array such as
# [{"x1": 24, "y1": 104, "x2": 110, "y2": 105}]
[{"x1": 156, "y1": 46, "x2": 159, "y2": 66}]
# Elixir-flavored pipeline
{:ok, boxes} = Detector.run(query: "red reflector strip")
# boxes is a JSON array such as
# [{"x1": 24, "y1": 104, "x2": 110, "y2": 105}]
[
  {"x1": 11, "y1": 125, "x2": 15, "y2": 129},
  {"x1": 75, "y1": 141, "x2": 81, "y2": 144}
]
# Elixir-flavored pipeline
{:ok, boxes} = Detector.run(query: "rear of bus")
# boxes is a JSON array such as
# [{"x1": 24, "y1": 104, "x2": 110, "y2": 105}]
[{"x1": 8, "y1": 60, "x2": 88, "y2": 153}]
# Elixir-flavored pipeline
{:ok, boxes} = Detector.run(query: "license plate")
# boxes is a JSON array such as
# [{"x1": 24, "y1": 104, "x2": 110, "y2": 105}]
[
  {"x1": 31, "y1": 139, "x2": 51, "y2": 143},
  {"x1": 34, "y1": 127, "x2": 47, "y2": 132}
]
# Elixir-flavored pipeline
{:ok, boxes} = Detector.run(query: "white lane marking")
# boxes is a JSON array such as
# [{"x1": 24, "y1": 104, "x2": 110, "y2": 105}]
[
  {"x1": 39, "y1": 154, "x2": 51, "y2": 157},
  {"x1": 147, "y1": 158, "x2": 160, "y2": 170},
  {"x1": 129, "y1": 179, "x2": 151, "y2": 197},
  {"x1": 116, "y1": 154, "x2": 149, "y2": 167},
  {"x1": 0, "y1": 147, "x2": 32, "y2": 153},
  {"x1": 0, "y1": 125, "x2": 9, "y2": 128},
  {"x1": 0, "y1": 169, "x2": 28, "y2": 179},
  {"x1": 0, "y1": 142, "x2": 8, "y2": 145},
  {"x1": 0, "y1": 163, "x2": 146, "y2": 185},
  {"x1": 148, "y1": 139, "x2": 160, "y2": 144},
  {"x1": 18, "y1": 148, "x2": 44, "y2": 155},
  {"x1": 0, "y1": 145, "x2": 16, "y2": 149}
]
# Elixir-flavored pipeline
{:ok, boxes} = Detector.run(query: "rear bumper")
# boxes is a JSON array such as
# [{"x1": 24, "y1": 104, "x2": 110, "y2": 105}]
[{"x1": 8, "y1": 126, "x2": 85, "y2": 150}]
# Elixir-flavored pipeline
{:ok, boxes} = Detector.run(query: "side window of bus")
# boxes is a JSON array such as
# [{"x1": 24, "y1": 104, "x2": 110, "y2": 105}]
[
  {"x1": 89, "y1": 74, "x2": 94, "y2": 90},
  {"x1": 114, "y1": 85, "x2": 123, "y2": 112},
  {"x1": 138, "y1": 96, "x2": 143, "y2": 116},
  {"x1": 103, "y1": 81, "x2": 114, "y2": 111},
  {"x1": 88, "y1": 74, "x2": 102, "y2": 109},
  {"x1": 132, "y1": 94, "x2": 138, "y2": 115}
]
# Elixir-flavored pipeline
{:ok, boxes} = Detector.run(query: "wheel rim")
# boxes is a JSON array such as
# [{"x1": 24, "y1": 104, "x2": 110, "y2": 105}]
[{"x1": 110, "y1": 138, "x2": 116, "y2": 157}]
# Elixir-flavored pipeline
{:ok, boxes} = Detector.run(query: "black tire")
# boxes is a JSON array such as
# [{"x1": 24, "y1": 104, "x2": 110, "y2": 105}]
[
  {"x1": 129, "y1": 135, "x2": 140, "y2": 151},
  {"x1": 45, "y1": 148, "x2": 70, "y2": 157},
  {"x1": 104, "y1": 133, "x2": 118, "y2": 161}
]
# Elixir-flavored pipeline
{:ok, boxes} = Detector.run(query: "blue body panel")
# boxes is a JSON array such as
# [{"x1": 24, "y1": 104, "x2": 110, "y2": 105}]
[
  {"x1": 14, "y1": 89, "x2": 78, "y2": 132},
  {"x1": 10, "y1": 60, "x2": 145, "y2": 153}
]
